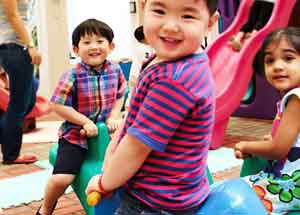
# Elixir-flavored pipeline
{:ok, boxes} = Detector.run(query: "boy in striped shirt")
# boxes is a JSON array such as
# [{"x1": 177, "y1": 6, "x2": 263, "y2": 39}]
[
  {"x1": 36, "y1": 19, "x2": 126, "y2": 215},
  {"x1": 86, "y1": 0, "x2": 219, "y2": 214}
]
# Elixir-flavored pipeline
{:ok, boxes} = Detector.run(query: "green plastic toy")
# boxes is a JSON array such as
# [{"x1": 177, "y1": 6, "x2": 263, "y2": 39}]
[
  {"x1": 49, "y1": 122, "x2": 110, "y2": 215},
  {"x1": 240, "y1": 156, "x2": 269, "y2": 177}
]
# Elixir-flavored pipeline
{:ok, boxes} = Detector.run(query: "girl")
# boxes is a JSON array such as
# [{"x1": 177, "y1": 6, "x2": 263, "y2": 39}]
[{"x1": 234, "y1": 27, "x2": 300, "y2": 214}]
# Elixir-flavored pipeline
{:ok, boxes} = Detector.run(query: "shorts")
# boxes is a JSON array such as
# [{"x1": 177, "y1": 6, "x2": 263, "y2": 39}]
[{"x1": 53, "y1": 138, "x2": 87, "y2": 175}]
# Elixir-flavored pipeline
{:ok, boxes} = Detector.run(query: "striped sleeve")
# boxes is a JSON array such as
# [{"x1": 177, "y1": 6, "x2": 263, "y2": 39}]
[
  {"x1": 51, "y1": 70, "x2": 75, "y2": 107},
  {"x1": 127, "y1": 79, "x2": 195, "y2": 152}
]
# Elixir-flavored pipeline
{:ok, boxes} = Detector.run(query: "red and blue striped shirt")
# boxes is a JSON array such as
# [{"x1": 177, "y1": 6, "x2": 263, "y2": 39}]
[
  {"x1": 51, "y1": 61, "x2": 126, "y2": 148},
  {"x1": 119, "y1": 53, "x2": 215, "y2": 211}
]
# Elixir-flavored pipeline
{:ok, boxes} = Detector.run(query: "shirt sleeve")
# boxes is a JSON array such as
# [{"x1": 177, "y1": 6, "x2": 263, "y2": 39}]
[
  {"x1": 127, "y1": 79, "x2": 195, "y2": 152},
  {"x1": 280, "y1": 88, "x2": 300, "y2": 112},
  {"x1": 116, "y1": 67, "x2": 127, "y2": 99},
  {"x1": 51, "y1": 70, "x2": 76, "y2": 107}
]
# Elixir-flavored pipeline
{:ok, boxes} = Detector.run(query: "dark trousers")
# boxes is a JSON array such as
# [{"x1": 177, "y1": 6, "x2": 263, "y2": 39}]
[
  {"x1": 114, "y1": 191, "x2": 203, "y2": 215},
  {"x1": 241, "y1": 1, "x2": 274, "y2": 33},
  {"x1": 0, "y1": 43, "x2": 36, "y2": 161}
]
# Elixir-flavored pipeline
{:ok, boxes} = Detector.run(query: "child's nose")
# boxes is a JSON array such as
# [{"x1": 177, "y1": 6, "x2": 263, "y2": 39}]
[
  {"x1": 90, "y1": 42, "x2": 99, "y2": 49},
  {"x1": 273, "y1": 60, "x2": 284, "y2": 71},
  {"x1": 163, "y1": 18, "x2": 180, "y2": 33}
]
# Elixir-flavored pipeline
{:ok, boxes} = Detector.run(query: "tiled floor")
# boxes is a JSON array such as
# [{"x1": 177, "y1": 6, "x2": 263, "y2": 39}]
[{"x1": 0, "y1": 116, "x2": 273, "y2": 215}]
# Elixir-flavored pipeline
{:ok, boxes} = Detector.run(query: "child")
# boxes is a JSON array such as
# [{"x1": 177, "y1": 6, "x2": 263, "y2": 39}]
[
  {"x1": 234, "y1": 27, "x2": 300, "y2": 214},
  {"x1": 36, "y1": 18, "x2": 126, "y2": 215},
  {"x1": 229, "y1": 0, "x2": 274, "y2": 51},
  {"x1": 85, "y1": 0, "x2": 219, "y2": 214}
]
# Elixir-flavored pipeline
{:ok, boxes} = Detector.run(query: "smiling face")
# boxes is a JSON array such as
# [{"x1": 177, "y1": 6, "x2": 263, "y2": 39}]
[
  {"x1": 264, "y1": 37, "x2": 300, "y2": 95},
  {"x1": 73, "y1": 33, "x2": 114, "y2": 69},
  {"x1": 142, "y1": 0, "x2": 216, "y2": 62}
]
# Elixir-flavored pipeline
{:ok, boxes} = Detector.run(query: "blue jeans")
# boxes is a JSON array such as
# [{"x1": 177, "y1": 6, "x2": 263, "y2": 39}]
[
  {"x1": 0, "y1": 43, "x2": 36, "y2": 161},
  {"x1": 114, "y1": 192, "x2": 202, "y2": 215}
]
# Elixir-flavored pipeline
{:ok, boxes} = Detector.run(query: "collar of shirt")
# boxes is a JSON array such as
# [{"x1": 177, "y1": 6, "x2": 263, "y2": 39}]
[{"x1": 79, "y1": 60, "x2": 107, "y2": 75}]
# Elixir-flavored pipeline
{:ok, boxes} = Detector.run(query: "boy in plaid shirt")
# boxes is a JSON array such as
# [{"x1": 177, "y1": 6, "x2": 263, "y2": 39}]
[{"x1": 36, "y1": 19, "x2": 126, "y2": 215}]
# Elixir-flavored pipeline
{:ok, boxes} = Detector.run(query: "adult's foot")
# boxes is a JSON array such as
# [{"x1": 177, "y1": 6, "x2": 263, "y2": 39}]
[{"x1": 2, "y1": 154, "x2": 38, "y2": 165}]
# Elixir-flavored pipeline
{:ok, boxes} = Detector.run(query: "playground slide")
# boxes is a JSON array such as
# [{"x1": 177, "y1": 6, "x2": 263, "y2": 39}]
[
  {"x1": 0, "y1": 87, "x2": 51, "y2": 119},
  {"x1": 208, "y1": 0, "x2": 297, "y2": 149}
]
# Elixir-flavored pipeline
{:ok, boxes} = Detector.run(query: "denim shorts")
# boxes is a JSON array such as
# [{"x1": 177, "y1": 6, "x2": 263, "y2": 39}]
[{"x1": 114, "y1": 191, "x2": 203, "y2": 215}]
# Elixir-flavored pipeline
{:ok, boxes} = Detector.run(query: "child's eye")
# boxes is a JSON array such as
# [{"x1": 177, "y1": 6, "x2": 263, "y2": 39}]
[
  {"x1": 152, "y1": 9, "x2": 165, "y2": 15},
  {"x1": 264, "y1": 57, "x2": 274, "y2": 65},
  {"x1": 182, "y1": 14, "x2": 196, "y2": 20},
  {"x1": 283, "y1": 55, "x2": 295, "y2": 62},
  {"x1": 83, "y1": 41, "x2": 90, "y2": 45},
  {"x1": 97, "y1": 40, "x2": 104, "y2": 44}
]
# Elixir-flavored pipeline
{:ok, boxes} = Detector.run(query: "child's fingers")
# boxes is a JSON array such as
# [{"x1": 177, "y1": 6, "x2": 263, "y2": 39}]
[{"x1": 80, "y1": 129, "x2": 86, "y2": 137}]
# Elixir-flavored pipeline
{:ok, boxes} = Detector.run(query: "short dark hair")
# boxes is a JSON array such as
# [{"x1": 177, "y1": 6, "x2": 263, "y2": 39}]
[
  {"x1": 204, "y1": 0, "x2": 219, "y2": 15},
  {"x1": 72, "y1": 18, "x2": 114, "y2": 47},
  {"x1": 134, "y1": 26, "x2": 145, "y2": 42}
]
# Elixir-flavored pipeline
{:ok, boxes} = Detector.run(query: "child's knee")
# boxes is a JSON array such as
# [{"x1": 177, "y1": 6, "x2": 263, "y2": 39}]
[{"x1": 50, "y1": 174, "x2": 75, "y2": 187}]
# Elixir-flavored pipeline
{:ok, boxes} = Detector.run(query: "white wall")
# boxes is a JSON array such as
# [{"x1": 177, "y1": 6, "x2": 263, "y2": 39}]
[{"x1": 67, "y1": 0, "x2": 135, "y2": 60}]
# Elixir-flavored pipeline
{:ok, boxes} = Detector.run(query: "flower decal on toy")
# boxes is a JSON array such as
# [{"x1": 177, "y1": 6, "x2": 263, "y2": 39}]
[
  {"x1": 267, "y1": 170, "x2": 300, "y2": 203},
  {"x1": 253, "y1": 185, "x2": 273, "y2": 213},
  {"x1": 249, "y1": 171, "x2": 270, "y2": 183}
]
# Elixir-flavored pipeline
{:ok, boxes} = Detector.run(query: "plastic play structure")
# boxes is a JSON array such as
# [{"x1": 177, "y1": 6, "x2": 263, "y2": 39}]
[
  {"x1": 0, "y1": 87, "x2": 51, "y2": 119},
  {"x1": 93, "y1": 178, "x2": 267, "y2": 215},
  {"x1": 208, "y1": 0, "x2": 297, "y2": 149}
]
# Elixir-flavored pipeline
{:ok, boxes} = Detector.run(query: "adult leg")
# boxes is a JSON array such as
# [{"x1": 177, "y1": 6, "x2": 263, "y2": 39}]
[{"x1": 0, "y1": 44, "x2": 36, "y2": 162}]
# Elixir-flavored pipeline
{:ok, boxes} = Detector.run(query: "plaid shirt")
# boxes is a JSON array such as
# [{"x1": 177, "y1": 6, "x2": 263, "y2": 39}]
[{"x1": 51, "y1": 61, "x2": 126, "y2": 148}]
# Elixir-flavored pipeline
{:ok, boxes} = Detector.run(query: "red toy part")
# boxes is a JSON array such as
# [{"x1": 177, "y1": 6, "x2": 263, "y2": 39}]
[
  {"x1": 0, "y1": 87, "x2": 51, "y2": 119},
  {"x1": 207, "y1": 0, "x2": 296, "y2": 149}
]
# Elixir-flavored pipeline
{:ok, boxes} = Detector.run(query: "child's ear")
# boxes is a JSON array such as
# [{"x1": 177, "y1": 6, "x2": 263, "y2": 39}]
[
  {"x1": 73, "y1": 46, "x2": 79, "y2": 56},
  {"x1": 109, "y1": 41, "x2": 115, "y2": 52},
  {"x1": 208, "y1": 11, "x2": 219, "y2": 30},
  {"x1": 141, "y1": 0, "x2": 146, "y2": 9}
]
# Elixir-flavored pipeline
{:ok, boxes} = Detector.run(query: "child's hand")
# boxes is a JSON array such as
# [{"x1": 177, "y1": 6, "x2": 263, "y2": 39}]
[
  {"x1": 234, "y1": 142, "x2": 252, "y2": 159},
  {"x1": 263, "y1": 134, "x2": 272, "y2": 141},
  {"x1": 81, "y1": 122, "x2": 98, "y2": 137},
  {"x1": 85, "y1": 175, "x2": 102, "y2": 196},
  {"x1": 106, "y1": 118, "x2": 121, "y2": 133}
]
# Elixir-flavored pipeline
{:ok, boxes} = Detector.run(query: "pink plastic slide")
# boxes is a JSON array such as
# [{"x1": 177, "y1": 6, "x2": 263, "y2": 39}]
[
  {"x1": 0, "y1": 87, "x2": 51, "y2": 119},
  {"x1": 207, "y1": 0, "x2": 297, "y2": 149}
]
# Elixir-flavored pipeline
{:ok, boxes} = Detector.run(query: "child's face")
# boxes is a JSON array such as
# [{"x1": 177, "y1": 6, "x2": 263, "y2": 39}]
[
  {"x1": 264, "y1": 38, "x2": 300, "y2": 94},
  {"x1": 73, "y1": 33, "x2": 114, "y2": 69},
  {"x1": 142, "y1": 0, "x2": 216, "y2": 62}
]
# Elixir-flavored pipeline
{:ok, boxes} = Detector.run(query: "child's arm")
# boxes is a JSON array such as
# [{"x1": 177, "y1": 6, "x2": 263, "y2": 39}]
[
  {"x1": 106, "y1": 94, "x2": 124, "y2": 133},
  {"x1": 51, "y1": 103, "x2": 98, "y2": 137},
  {"x1": 86, "y1": 133, "x2": 152, "y2": 194},
  {"x1": 235, "y1": 95, "x2": 300, "y2": 160}
]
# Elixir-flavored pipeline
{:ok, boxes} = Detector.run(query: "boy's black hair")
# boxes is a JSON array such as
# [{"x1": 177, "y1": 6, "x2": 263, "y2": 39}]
[
  {"x1": 255, "y1": 27, "x2": 300, "y2": 76},
  {"x1": 72, "y1": 18, "x2": 114, "y2": 47},
  {"x1": 134, "y1": 26, "x2": 145, "y2": 42},
  {"x1": 204, "y1": 0, "x2": 219, "y2": 15}
]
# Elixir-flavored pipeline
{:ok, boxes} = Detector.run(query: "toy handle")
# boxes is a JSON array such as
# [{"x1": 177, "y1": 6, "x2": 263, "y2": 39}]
[{"x1": 86, "y1": 191, "x2": 102, "y2": 206}]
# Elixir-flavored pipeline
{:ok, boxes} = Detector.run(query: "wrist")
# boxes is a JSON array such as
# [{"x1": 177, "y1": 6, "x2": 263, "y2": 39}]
[
  {"x1": 98, "y1": 175, "x2": 110, "y2": 195},
  {"x1": 25, "y1": 42, "x2": 35, "y2": 49}
]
